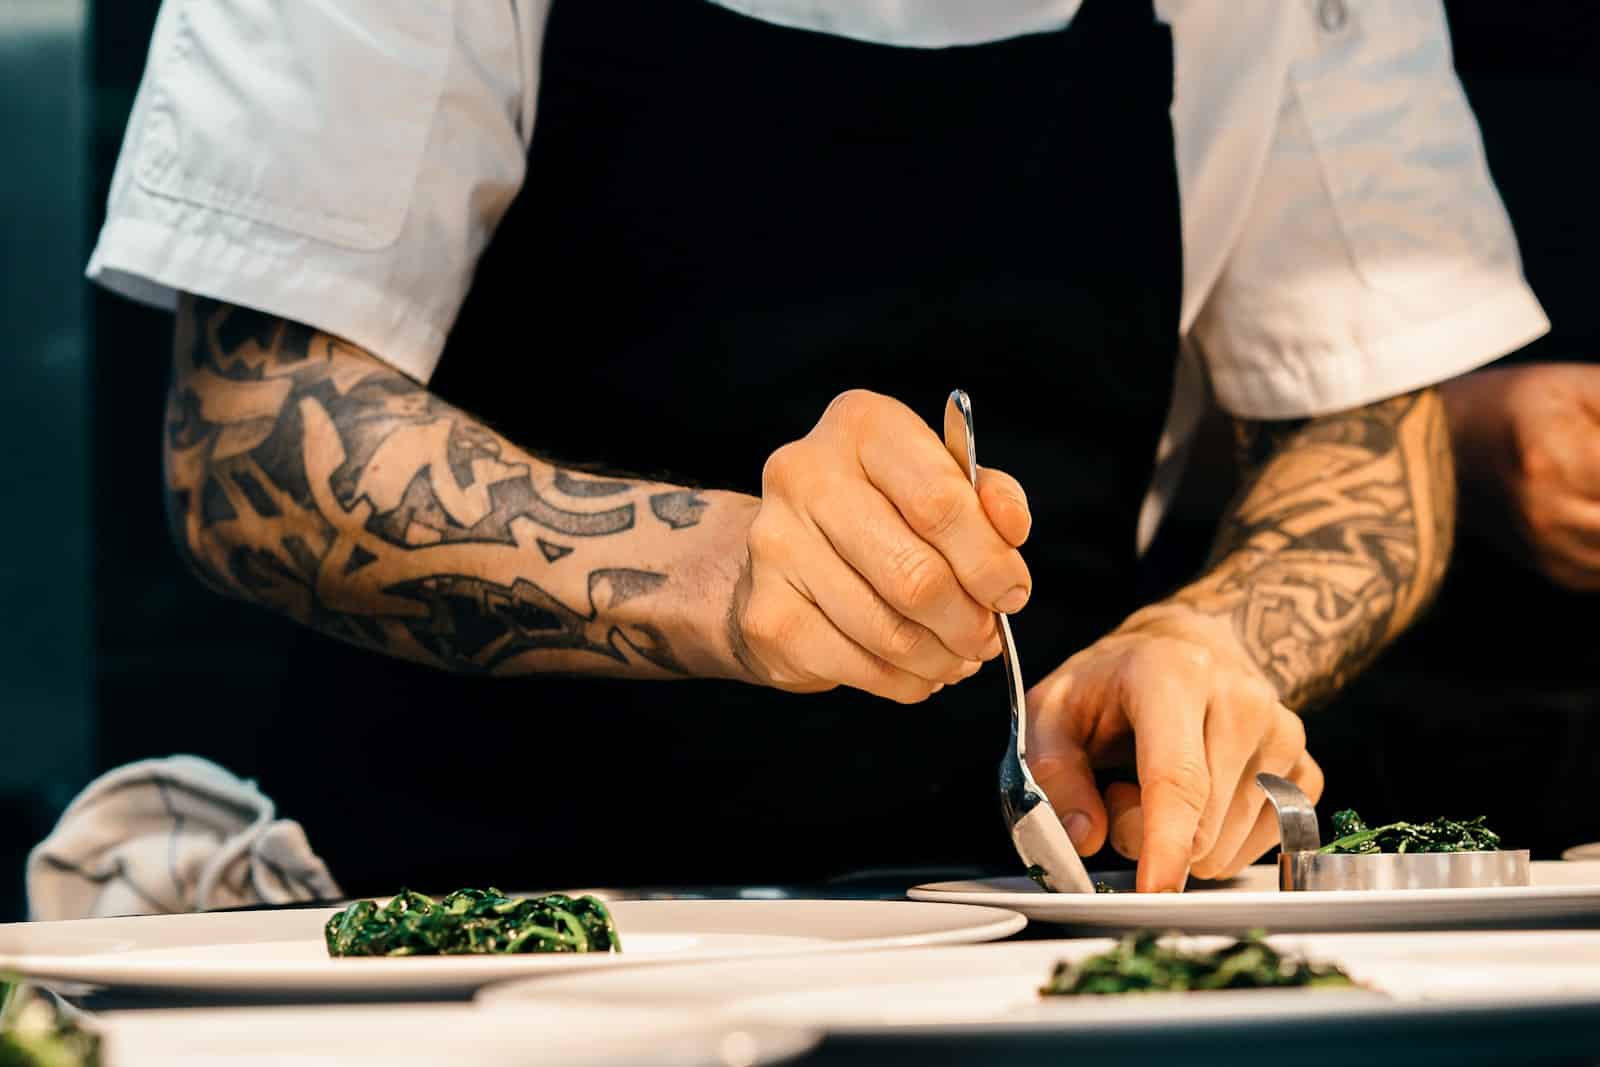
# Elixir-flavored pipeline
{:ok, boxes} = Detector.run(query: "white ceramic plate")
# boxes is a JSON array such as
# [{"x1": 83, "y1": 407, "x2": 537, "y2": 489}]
[
  {"x1": 480, "y1": 931, "x2": 1600, "y2": 1040},
  {"x1": 0, "y1": 899, "x2": 1023, "y2": 997},
  {"x1": 99, "y1": 1002, "x2": 817, "y2": 1067},
  {"x1": 907, "y1": 860, "x2": 1600, "y2": 932}
]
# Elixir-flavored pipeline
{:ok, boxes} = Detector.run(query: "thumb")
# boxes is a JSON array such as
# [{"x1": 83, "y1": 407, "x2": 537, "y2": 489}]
[
  {"x1": 976, "y1": 466, "x2": 1032, "y2": 547},
  {"x1": 1028, "y1": 745, "x2": 1106, "y2": 855}
]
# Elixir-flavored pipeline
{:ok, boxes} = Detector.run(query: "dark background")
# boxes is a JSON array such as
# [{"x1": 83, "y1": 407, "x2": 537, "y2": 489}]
[{"x1": 1, "y1": 3, "x2": 1595, "y2": 921}]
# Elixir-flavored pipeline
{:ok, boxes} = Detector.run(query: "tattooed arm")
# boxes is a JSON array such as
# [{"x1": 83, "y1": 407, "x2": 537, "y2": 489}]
[
  {"x1": 164, "y1": 296, "x2": 1024, "y2": 693},
  {"x1": 165, "y1": 295, "x2": 757, "y2": 678},
  {"x1": 1024, "y1": 388, "x2": 1453, "y2": 891},
  {"x1": 1165, "y1": 388, "x2": 1455, "y2": 708}
]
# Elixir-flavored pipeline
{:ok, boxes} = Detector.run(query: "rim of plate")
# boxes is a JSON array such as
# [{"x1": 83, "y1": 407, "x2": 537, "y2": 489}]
[
  {"x1": 0, "y1": 898, "x2": 1028, "y2": 992},
  {"x1": 99, "y1": 1001, "x2": 821, "y2": 1066},
  {"x1": 909, "y1": 861, "x2": 1600, "y2": 909},
  {"x1": 477, "y1": 932, "x2": 1600, "y2": 1039}
]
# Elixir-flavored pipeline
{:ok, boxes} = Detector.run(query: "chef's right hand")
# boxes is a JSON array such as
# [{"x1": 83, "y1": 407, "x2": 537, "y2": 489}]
[{"x1": 729, "y1": 389, "x2": 1032, "y2": 702}]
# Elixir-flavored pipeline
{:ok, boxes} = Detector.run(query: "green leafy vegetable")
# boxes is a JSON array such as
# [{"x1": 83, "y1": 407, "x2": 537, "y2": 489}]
[
  {"x1": 1040, "y1": 930, "x2": 1355, "y2": 996},
  {"x1": 324, "y1": 888, "x2": 621, "y2": 957},
  {"x1": 0, "y1": 978, "x2": 100, "y2": 1067},
  {"x1": 1319, "y1": 809, "x2": 1500, "y2": 855}
]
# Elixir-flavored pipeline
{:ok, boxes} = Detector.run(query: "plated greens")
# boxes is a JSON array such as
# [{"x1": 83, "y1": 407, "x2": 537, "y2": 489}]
[
  {"x1": 0, "y1": 978, "x2": 99, "y2": 1067},
  {"x1": 1319, "y1": 809, "x2": 1501, "y2": 855},
  {"x1": 1040, "y1": 930, "x2": 1354, "y2": 996},
  {"x1": 324, "y1": 888, "x2": 621, "y2": 958}
]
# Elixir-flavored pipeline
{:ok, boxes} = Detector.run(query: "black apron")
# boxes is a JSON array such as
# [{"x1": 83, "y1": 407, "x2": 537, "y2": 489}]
[{"x1": 277, "y1": 0, "x2": 1181, "y2": 895}]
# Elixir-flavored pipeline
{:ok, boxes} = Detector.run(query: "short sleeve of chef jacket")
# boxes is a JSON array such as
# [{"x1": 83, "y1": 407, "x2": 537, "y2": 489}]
[
  {"x1": 89, "y1": 0, "x2": 1549, "y2": 414},
  {"x1": 1171, "y1": 0, "x2": 1547, "y2": 418},
  {"x1": 86, "y1": 0, "x2": 538, "y2": 384}
]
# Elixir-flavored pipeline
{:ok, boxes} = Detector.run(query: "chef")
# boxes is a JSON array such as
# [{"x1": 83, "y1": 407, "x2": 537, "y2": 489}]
[{"x1": 87, "y1": 0, "x2": 1547, "y2": 895}]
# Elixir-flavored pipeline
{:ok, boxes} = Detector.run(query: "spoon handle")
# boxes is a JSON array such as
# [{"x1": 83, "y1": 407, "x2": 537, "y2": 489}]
[{"x1": 944, "y1": 391, "x2": 1028, "y2": 737}]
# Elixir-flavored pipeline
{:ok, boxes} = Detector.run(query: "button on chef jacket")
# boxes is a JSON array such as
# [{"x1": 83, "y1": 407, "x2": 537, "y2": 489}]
[{"x1": 89, "y1": 0, "x2": 1549, "y2": 893}]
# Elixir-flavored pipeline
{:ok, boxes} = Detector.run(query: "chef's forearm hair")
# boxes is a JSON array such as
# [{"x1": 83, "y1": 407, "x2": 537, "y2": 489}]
[
  {"x1": 1171, "y1": 389, "x2": 1454, "y2": 710},
  {"x1": 163, "y1": 295, "x2": 732, "y2": 676}
]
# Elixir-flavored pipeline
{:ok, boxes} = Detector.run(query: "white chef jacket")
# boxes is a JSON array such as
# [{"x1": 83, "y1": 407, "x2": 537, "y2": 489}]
[{"x1": 86, "y1": 0, "x2": 1549, "y2": 547}]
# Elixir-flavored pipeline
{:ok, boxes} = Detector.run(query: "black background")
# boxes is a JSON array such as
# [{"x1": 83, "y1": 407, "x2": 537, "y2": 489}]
[{"x1": 9, "y1": 1, "x2": 1591, "y2": 921}]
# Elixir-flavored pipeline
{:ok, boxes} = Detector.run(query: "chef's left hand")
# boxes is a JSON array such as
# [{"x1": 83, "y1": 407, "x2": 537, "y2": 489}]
[{"x1": 1024, "y1": 607, "x2": 1322, "y2": 892}]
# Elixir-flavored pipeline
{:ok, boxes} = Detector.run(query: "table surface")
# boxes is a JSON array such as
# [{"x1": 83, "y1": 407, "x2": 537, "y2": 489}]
[{"x1": 53, "y1": 883, "x2": 1600, "y2": 1067}]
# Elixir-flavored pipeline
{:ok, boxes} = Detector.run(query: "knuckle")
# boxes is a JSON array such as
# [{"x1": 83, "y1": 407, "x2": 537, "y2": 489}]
[
  {"x1": 1299, "y1": 756, "x2": 1326, "y2": 803},
  {"x1": 862, "y1": 658, "x2": 933, "y2": 705},
  {"x1": 744, "y1": 513, "x2": 788, "y2": 563},
  {"x1": 1516, "y1": 438, "x2": 1557, "y2": 486},
  {"x1": 1176, "y1": 640, "x2": 1214, "y2": 674},
  {"x1": 1128, "y1": 637, "x2": 1210, "y2": 681},
  {"x1": 964, "y1": 550, "x2": 1026, "y2": 601},
  {"x1": 1191, "y1": 813, "x2": 1225, "y2": 859},
  {"x1": 991, "y1": 470, "x2": 1028, "y2": 508},
  {"x1": 1234, "y1": 674, "x2": 1279, "y2": 712},
  {"x1": 966, "y1": 615, "x2": 1000, "y2": 658},
  {"x1": 1217, "y1": 675, "x2": 1285, "y2": 736},
  {"x1": 1145, "y1": 759, "x2": 1211, "y2": 820},
  {"x1": 1118, "y1": 645, "x2": 1155, "y2": 684},
  {"x1": 1273, "y1": 707, "x2": 1308, "y2": 753},
  {"x1": 739, "y1": 594, "x2": 791, "y2": 654},
  {"x1": 1029, "y1": 669, "x2": 1076, "y2": 714},
  {"x1": 881, "y1": 612, "x2": 930, "y2": 661},
  {"x1": 822, "y1": 388, "x2": 882, "y2": 431},
  {"x1": 760, "y1": 443, "x2": 800, "y2": 492},
  {"x1": 890, "y1": 545, "x2": 952, "y2": 615},
  {"x1": 904, "y1": 476, "x2": 969, "y2": 538}
]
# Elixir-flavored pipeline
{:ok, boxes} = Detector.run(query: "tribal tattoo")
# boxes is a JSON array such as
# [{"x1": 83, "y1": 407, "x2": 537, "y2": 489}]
[
  {"x1": 164, "y1": 298, "x2": 713, "y2": 676},
  {"x1": 1175, "y1": 390, "x2": 1455, "y2": 709}
]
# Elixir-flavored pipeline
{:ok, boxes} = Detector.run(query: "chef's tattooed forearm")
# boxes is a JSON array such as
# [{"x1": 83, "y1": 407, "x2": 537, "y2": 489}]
[
  {"x1": 164, "y1": 296, "x2": 714, "y2": 676},
  {"x1": 650, "y1": 490, "x2": 710, "y2": 530},
  {"x1": 553, "y1": 469, "x2": 633, "y2": 498},
  {"x1": 1174, "y1": 390, "x2": 1454, "y2": 709}
]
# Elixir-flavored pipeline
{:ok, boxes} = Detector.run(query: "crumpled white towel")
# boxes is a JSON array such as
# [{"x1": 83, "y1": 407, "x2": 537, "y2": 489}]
[{"x1": 26, "y1": 755, "x2": 342, "y2": 921}]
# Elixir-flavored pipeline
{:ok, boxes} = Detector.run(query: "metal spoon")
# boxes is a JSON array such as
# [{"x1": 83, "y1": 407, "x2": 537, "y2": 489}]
[{"x1": 943, "y1": 390, "x2": 1095, "y2": 894}]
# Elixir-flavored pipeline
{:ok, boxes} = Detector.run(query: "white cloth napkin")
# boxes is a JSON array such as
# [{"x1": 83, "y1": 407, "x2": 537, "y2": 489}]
[{"x1": 25, "y1": 756, "x2": 342, "y2": 921}]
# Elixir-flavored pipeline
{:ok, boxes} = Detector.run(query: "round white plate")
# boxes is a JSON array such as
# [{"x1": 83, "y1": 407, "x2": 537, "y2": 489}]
[
  {"x1": 0, "y1": 899, "x2": 1023, "y2": 997},
  {"x1": 480, "y1": 931, "x2": 1600, "y2": 1043},
  {"x1": 99, "y1": 1002, "x2": 816, "y2": 1067},
  {"x1": 907, "y1": 860, "x2": 1600, "y2": 932}
]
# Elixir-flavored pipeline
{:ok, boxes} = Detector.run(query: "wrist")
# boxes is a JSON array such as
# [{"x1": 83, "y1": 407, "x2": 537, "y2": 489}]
[
  {"x1": 1113, "y1": 595, "x2": 1266, "y2": 684},
  {"x1": 1440, "y1": 368, "x2": 1538, "y2": 555},
  {"x1": 1440, "y1": 369, "x2": 1515, "y2": 500},
  {"x1": 657, "y1": 490, "x2": 762, "y2": 681}
]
